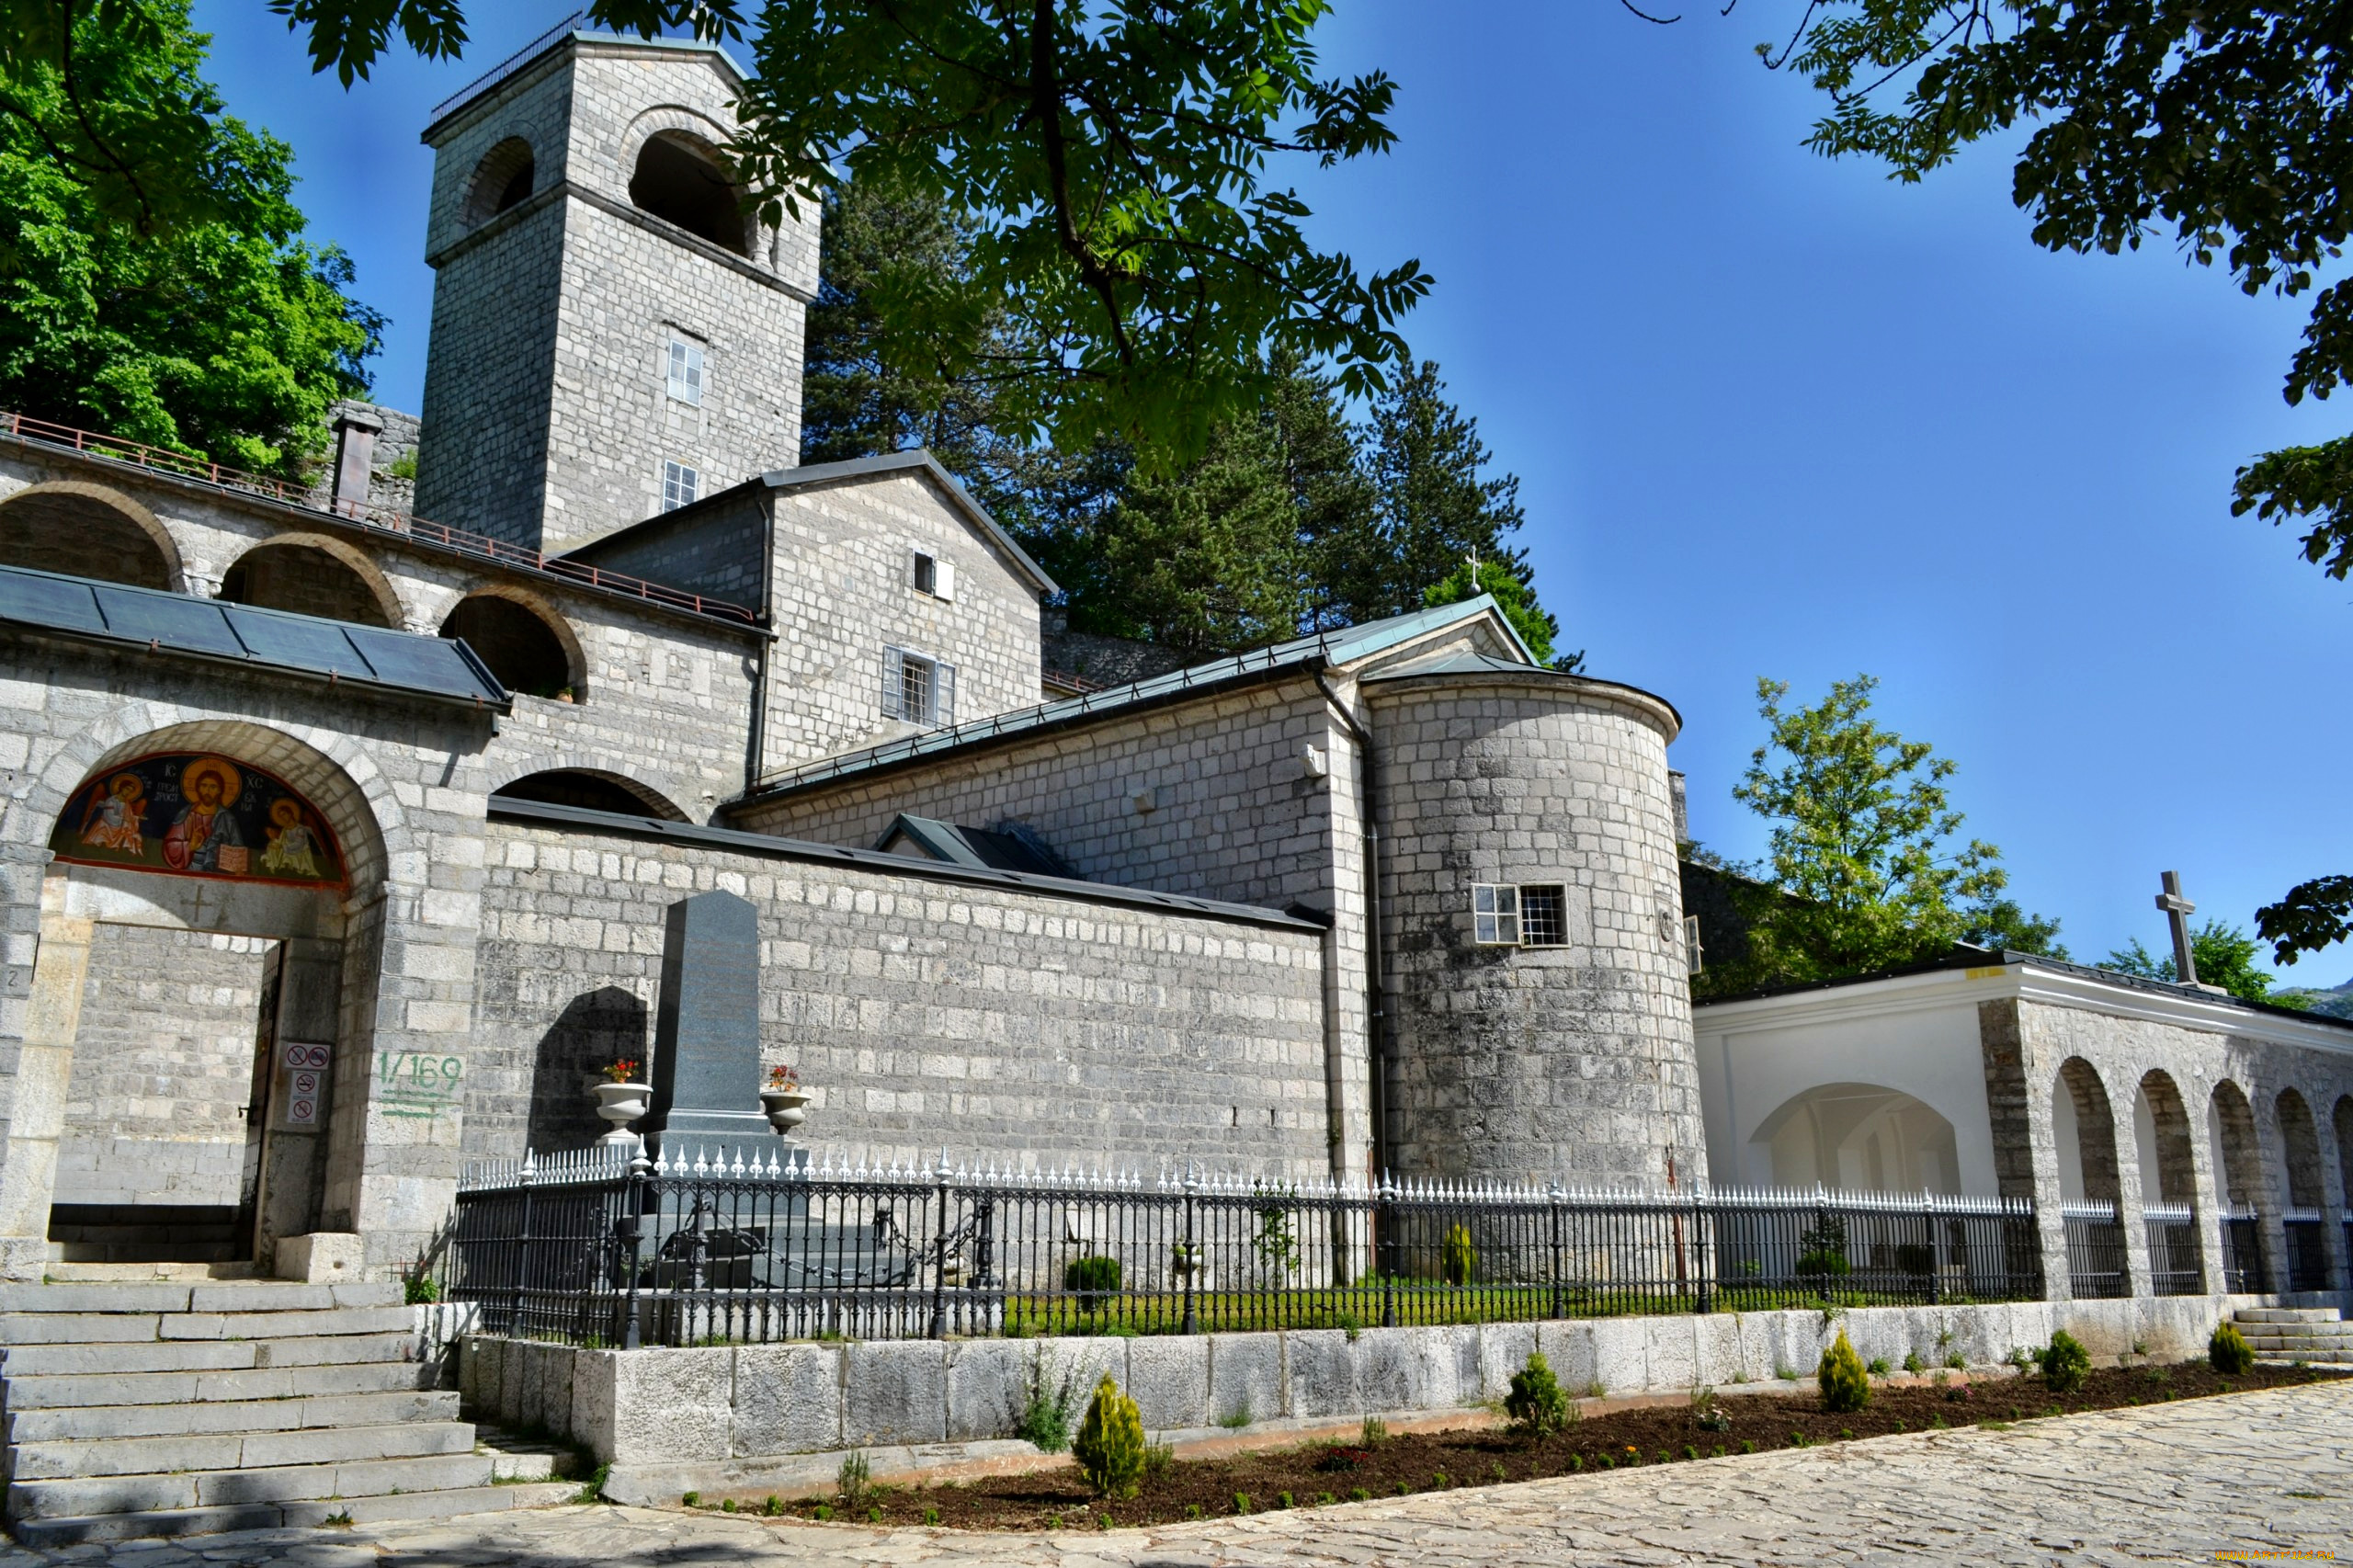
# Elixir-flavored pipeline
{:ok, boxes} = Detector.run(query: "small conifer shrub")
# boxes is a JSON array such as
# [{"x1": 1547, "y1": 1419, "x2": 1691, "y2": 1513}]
[
  {"x1": 1818, "y1": 1327, "x2": 1870, "y2": 1414},
  {"x1": 1442, "y1": 1223, "x2": 1478, "y2": 1286},
  {"x1": 1073, "y1": 1375, "x2": 1147, "y2": 1499},
  {"x1": 1064, "y1": 1255, "x2": 1123, "y2": 1310},
  {"x1": 2210, "y1": 1321, "x2": 2256, "y2": 1375},
  {"x1": 2040, "y1": 1330, "x2": 2090, "y2": 1394},
  {"x1": 1506, "y1": 1349, "x2": 1571, "y2": 1438}
]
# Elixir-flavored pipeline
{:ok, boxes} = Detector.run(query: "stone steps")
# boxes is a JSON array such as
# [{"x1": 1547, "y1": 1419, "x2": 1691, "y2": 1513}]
[
  {"x1": 2234, "y1": 1307, "x2": 2352, "y2": 1363},
  {"x1": 7, "y1": 1482, "x2": 581, "y2": 1547},
  {"x1": 1, "y1": 1277, "x2": 561, "y2": 1544}
]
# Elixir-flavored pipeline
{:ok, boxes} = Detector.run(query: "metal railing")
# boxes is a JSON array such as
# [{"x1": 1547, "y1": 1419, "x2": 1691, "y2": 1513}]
[
  {"x1": 2283, "y1": 1210, "x2": 2332, "y2": 1293},
  {"x1": 0, "y1": 410, "x2": 760, "y2": 626},
  {"x1": 2060, "y1": 1201, "x2": 2130, "y2": 1299},
  {"x1": 445, "y1": 1148, "x2": 2044, "y2": 1347},
  {"x1": 2141, "y1": 1203, "x2": 2202, "y2": 1296},
  {"x1": 2222, "y1": 1209, "x2": 2265, "y2": 1293}
]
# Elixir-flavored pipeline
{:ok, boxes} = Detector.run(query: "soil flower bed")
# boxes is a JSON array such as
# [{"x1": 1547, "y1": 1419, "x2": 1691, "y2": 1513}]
[{"x1": 699, "y1": 1360, "x2": 2343, "y2": 1531}]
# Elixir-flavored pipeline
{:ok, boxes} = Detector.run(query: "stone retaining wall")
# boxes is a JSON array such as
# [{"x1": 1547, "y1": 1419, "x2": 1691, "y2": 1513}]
[{"x1": 461, "y1": 1292, "x2": 2271, "y2": 1476}]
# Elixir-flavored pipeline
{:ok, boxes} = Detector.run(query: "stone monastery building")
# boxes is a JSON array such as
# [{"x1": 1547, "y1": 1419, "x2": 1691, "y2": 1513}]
[{"x1": 0, "y1": 30, "x2": 2347, "y2": 1303}]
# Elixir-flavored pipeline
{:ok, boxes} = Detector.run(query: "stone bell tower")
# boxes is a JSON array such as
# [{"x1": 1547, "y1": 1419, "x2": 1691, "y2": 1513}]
[{"x1": 413, "y1": 30, "x2": 820, "y2": 551}]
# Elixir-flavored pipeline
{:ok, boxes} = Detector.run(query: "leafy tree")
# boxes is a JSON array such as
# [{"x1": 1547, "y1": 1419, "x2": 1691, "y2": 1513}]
[
  {"x1": 1, "y1": 0, "x2": 381, "y2": 471},
  {"x1": 1961, "y1": 896, "x2": 2067, "y2": 960},
  {"x1": 264, "y1": 0, "x2": 1427, "y2": 467},
  {"x1": 2104, "y1": 920, "x2": 2274, "y2": 1005},
  {"x1": 1085, "y1": 413, "x2": 1303, "y2": 658},
  {"x1": 1422, "y1": 558, "x2": 1580, "y2": 671},
  {"x1": 1721, "y1": 674, "x2": 2012, "y2": 987}
]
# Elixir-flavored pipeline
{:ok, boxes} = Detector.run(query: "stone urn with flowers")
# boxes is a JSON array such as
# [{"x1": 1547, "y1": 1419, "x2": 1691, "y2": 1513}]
[
  {"x1": 759, "y1": 1062, "x2": 812, "y2": 1135},
  {"x1": 592, "y1": 1059, "x2": 651, "y2": 1149}
]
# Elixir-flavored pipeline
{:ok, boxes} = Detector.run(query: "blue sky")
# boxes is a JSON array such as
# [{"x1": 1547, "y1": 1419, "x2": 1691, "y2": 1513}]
[{"x1": 188, "y1": 1, "x2": 2353, "y2": 980}]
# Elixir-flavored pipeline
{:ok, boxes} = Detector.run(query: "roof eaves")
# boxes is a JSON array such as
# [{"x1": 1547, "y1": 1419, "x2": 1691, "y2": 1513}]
[
  {"x1": 759, "y1": 451, "x2": 1059, "y2": 597},
  {"x1": 491, "y1": 796, "x2": 1322, "y2": 932}
]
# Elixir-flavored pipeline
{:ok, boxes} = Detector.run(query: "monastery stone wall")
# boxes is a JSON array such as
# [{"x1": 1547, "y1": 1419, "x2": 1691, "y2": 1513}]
[
  {"x1": 1366, "y1": 671, "x2": 1705, "y2": 1188},
  {"x1": 0, "y1": 450, "x2": 765, "y2": 821},
  {"x1": 467, "y1": 816, "x2": 1333, "y2": 1176},
  {"x1": 54, "y1": 926, "x2": 273, "y2": 1210},
  {"x1": 759, "y1": 470, "x2": 1047, "y2": 768}
]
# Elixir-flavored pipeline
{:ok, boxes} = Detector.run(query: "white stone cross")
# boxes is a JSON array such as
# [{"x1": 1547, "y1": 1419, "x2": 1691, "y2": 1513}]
[{"x1": 2154, "y1": 869, "x2": 2206, "y2": 989}]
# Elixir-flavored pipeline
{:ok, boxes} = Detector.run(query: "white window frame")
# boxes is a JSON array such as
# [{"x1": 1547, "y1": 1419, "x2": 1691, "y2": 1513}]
[
  {"x1": 665, "y1": 337, "x2": 704, "y2": 406},
  {"x1": 881, "y1": 645, "x2": 957, "y2": 727},
  {"x1": 1472, "y1": 884, "x2": 1520, "y2": 946},
  {"x1": 661, "y1": 459, "x2": 699, "y2": 511}
]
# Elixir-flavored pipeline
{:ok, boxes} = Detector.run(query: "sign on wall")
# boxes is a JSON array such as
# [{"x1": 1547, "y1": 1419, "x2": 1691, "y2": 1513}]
[
  {"x1": 273, "y1": 1040, "x2": 334, "y2": 1132},
  {"x1": 51, "y1": 753, "x2": 347, "y2": 889}
]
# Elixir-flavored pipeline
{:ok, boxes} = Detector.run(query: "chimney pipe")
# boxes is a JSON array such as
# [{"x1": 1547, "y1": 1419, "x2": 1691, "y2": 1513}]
[{"x1": 331, "y1": 408, "x2": 384, "y2": 515}]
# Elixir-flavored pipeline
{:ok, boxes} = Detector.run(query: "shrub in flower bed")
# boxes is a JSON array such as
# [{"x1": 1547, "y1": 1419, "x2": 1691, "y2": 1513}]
[{"x1": 735, "y1": 1359, "x2": 2341, "y2": 1531}]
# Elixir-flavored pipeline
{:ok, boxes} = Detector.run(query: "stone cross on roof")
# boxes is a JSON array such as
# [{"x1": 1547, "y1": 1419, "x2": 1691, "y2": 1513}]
[{"x1": 2154, "y1": 870, "x2": 2225, "y2": 994}]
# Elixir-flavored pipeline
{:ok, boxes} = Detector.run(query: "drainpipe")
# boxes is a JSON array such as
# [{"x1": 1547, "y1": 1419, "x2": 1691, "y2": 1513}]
[
  {"x1": 1314, "y1": 667, "x2": 1392, "y2": 1184},
  {"x1": 741, "y1": 495, "x2": 778, "y2": 802}
]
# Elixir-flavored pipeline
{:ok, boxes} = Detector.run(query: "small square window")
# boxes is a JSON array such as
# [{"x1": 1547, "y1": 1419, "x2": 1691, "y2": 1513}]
[
  {"x1": 1519, "y1": 884, "x2": 1567, "y2": 947},
  {"x1": 912, "y1": 551, "x2": 937, "y2": 595},
  {"x1": 665, "y1": 338, "x2": 704, "y2": 405},
  {"x1": 881, "y1": 645, "x2": 957, "y2": 727},
  {"x1": 662, "y1": 460, "x2": 699, "y2": 511},
  {"x1": 1472, "y1": 883, "x2": 1520, "y2": 946}
]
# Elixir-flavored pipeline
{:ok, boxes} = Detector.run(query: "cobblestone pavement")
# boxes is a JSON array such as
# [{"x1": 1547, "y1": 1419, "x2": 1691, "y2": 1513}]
[{"x1": 7, "y1": 1381, "x2": 2351, "y2": 1567}]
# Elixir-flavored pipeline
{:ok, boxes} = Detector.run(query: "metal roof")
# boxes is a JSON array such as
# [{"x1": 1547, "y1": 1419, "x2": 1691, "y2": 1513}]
[
  {"x1": 0, "y1": 564, "x2": 509, "y2": 710},
  {"x1": 876, "y1": 813, "x2": 1074, "y2": 878},
  {"x1": 742, "y1": 596, "x2": 1525, "y2": 800}
]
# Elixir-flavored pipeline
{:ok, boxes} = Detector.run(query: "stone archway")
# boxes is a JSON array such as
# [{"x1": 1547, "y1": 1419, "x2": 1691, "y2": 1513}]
[
  {"x1": 2053, "y1": 1058, "x2": 2122, "y2": 1204},
  {"x1": 440, "y1": 587, "x2": 585, "y2": 699},
  {"x1": 219, "y1": 533, "x2": 404, "y2": 629},
  {"x1": 0, "y1": 720, "x2": 395, "y2": 1276},
  {"x1": 2211, "y1": 1080, "x2": 2270, "y2": 1291},
  {"x1": 0, "y1": 481, "x2": 185, "y2": 591},
  {"x1": 2135, "y1": 1069, "x2": 2203, "y2": 1293},
  {"x1": 1746, "y1": 1082, "x2": 1964, "y2": 1195}
]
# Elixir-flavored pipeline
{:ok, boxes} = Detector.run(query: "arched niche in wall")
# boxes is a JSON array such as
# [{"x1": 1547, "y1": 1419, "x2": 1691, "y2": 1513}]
[
  {"x1": 1748, "y1": 1082, "x2": 1963, "y2": 1196},
  {"x1": 2336, "y1": 1096, "x2": 2353, "y2": 1209},
  {"x1": 2132, "y1": 1069, "x2": 2199, "y2": 1207},
  {"x1": 2208, "y1": 1080, "x2": 2267, "y2": 1211},
  {"x1": 2052, "y1": 1057, "x2": 2121, "y2": 1205},
  {"x1": 218, "y1": 535, "x2": 402, "y2": 629},
  {"x1": 2275, "y1": 1086, "x2": 2326, "y2": 1210},
  {"x1": 465, "y1": 136, "x2": 537, "y2": 226},
  {"x1": 439, "y1": 590, "x2": 583, "y2": 700},
  {"x1": 0, "y1": 482, "x2": 183, "y2": 591},
  {"x1": 492, "y1": 768, "x2": 685, "y2": 821},
  {"x1": 628, "y1": 130, "x2": 750, "y2": 256}
]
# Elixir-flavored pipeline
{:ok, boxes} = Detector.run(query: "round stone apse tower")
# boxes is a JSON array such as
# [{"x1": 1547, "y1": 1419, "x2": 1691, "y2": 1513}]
[{"x1": 1363, "y1": 660, "x2": 1707, "y2": 1190}]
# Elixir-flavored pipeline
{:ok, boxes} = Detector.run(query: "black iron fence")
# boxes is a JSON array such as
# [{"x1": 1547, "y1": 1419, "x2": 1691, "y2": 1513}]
[
  {"x1": 2222, "y1": 1210, "x2": 2265, "y2": 1294},
  {"x1": 2284, "y1": 1211, "x2": 2333, "y2": 1294},
  {"x1": 2141, "y1": 1204, "x2": 2202, "y2": 1297},
  {"x1": 2060, "y1": 1202, "x2": 2130, "y2": 1299},
  {"x1": 446, "y1": 1150, "x2": 2044, "y2": 1347}
]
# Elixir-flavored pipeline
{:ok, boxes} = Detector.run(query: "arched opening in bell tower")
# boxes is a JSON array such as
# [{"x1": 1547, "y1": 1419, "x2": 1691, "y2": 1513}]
[{"x1": 629, "y1": 131, "x2": 750, "y2": 256}]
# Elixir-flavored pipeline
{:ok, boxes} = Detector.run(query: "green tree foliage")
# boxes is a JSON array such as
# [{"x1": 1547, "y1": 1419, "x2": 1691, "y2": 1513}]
[
  {"x1": 1960, "y1": 897, "x2": 2067, "y2": 960},
  {"x1": 2104, "y1": 921, "x2": 2274, "y2": 1004},
  {"x1": 1424, "y1": 559, "x2": 1579, "y2": 671},
  {"x1": 1719, "y1": 675, "x2": 2022, "y2": 987},
  {"x1": 264, "y1": 0, "x2": 1427, "y2": 467},
  {"x1": 1817, "y1": 1327, "x2": 1869, "y2": 1414},
  {"x1": 1071, "y1": 1374, "x2": 1146, "y2": 1499},
  {"x1": 802, "y1": 173, "x2": 1560, "y2": 661},
  {"x1": 2, "y1": 0, "x2": 381, "y2": 471}
]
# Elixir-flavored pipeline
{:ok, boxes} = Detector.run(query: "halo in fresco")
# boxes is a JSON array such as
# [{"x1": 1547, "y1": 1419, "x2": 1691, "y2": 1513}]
[{"x1": 51, "y1": 753, "x2": 346, "y2": 888}]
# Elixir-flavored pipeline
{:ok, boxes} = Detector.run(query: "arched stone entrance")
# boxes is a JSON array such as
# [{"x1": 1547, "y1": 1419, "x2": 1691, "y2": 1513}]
[
  {"x1": 2210, "y1": 1080, "x2": 2269, "y2": 1291},
  {"x1": 1, "y1": 724, "x2": 387, "y2": 1271},
  {"x1": 1747, "y1": 1082, "x2": 1964, "y2": 1195}
]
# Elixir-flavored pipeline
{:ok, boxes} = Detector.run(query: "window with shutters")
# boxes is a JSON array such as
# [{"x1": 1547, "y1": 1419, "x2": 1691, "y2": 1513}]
[
  {"x1": 911, "y1": 550, "x2": 956, "y2": 601},
  {"x1": 881, "y1": 646, "x2": 956, "y2": 727}
]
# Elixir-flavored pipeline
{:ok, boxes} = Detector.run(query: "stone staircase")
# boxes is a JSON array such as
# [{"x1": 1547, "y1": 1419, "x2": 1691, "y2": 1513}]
[
  {"x1": 0, "y1": 1278, "x2": 575, "y2": 1544},
  {"x1": 2234, "y1": 1306, "x2": 2353, "y2": 1365}
]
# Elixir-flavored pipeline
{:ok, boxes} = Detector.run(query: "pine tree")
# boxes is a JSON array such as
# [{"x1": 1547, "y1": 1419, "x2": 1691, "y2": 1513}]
[{"x1": 1349, "y1": 361, "x2": 1531, "y2": 625}]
